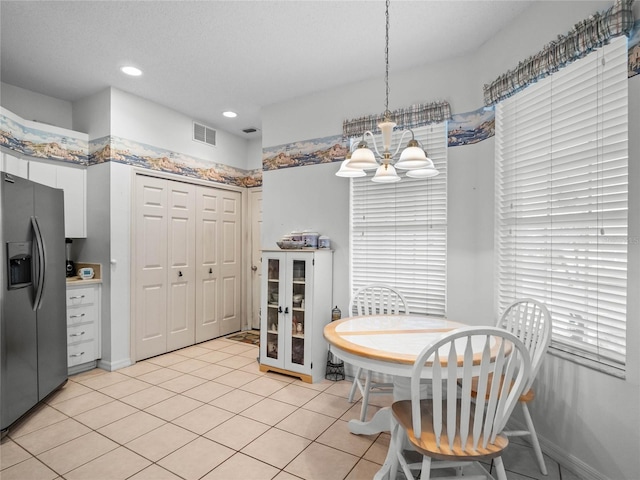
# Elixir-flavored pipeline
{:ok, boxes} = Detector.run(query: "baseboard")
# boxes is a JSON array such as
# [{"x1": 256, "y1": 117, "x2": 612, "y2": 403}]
[
  {"x1": 507, "y1": 418, "x2": 609, "y2": 480},
  {"x1": 97, "y1": 357, "x2": 132, "y2": 372}
]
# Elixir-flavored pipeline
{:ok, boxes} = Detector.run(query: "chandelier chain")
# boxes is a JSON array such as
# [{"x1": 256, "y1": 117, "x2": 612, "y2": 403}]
[
  {"x1": 335, "y1": 0, "x2": 439, "y2": 182},
  {"x1": 384, "y1": 0, "x2": 390, "y2": 116}
]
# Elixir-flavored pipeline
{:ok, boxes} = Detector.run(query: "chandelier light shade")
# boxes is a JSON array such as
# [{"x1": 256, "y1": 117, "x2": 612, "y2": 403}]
[
  {"x1": 336, "y1": 153, "x2": 367, "y2": 178},
  {"x1": 406, "y1": 166, "x2": 439, "y2": 178},
  {"x1": 371, "y1": 163, "x2": 401, "y2": 183},
  {"x1": 347, "y1": 140, "x2": 379, "y2": 170},
  {"x1": 395, "y1": 139, "x2": 431, "y2": 170},
  {"x1": 336, "y1": 0, "x2": 439, "y2": 183}
]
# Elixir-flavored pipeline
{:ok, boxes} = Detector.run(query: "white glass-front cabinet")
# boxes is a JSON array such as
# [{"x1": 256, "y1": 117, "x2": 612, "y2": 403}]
[{"x1": 259, "y1": 249, "x2": 333, "y2": 383}]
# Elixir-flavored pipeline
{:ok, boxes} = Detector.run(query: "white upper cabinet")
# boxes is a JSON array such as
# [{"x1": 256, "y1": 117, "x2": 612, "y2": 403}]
[
  {"x1": 24, "y1": 157, "x2": 87, "y2": 238},
  {"x1": 55, "y1": 163, "x2": 86, "y2": 238},
  {"x1": 1, "y1": 152, "x2": 28, "y2": 179}
]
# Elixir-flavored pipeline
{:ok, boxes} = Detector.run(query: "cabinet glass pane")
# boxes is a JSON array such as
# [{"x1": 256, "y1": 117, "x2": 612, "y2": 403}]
[
  {"x1": 266, "y1": 258, "x2": 280, "y2": 360},
  {"x1": 291, "y1": 259, "x2": 306, "y2": 365}
]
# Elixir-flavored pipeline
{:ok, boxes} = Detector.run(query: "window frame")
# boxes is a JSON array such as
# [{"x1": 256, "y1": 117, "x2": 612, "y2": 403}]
[
  {"x1": 349, "y1": 122, "x2": 448, "y2": 317},
  {"x1": 494, "y1": 36, "x2": 629, "y2": 376}
]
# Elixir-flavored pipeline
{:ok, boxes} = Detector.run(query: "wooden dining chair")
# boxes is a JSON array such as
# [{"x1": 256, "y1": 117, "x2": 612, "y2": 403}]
[
  {"x1": 492, "y1": 298, "x2": 552, "y2": 475},
  {"x1": 347, "y1": 284, "x2": 410, "y2": 421},
  {"x1": 389, "y1": 326, "x2": 531, "y2": 480}
]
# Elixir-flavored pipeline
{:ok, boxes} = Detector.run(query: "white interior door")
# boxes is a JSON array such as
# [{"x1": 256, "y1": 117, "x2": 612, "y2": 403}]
[
  {"x1": 249, "y1": 189, "x2": 263, "y2": 330},
  {"x1": 166, "y1": 182, "x2": 196, "y2": 351},
  {"x1": 219, "y1": 190, "x2": 242, "y2": 336},
  {"x1": 195, "y1": 186, "x2": 220, "y2": 342},
  {"x1": 134, "y1": 175, "x2": 168, "y2": 360}
]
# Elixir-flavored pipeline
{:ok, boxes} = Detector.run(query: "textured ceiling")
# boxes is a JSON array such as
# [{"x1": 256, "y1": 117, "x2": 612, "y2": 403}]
[{"x1": 0, "y1": 1, "x2": 534, "y2": 139}]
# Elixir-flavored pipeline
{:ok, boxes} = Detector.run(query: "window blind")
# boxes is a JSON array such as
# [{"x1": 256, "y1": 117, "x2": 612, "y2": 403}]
[
  {"x1": 495, "y1": 36, "x2": 628, "y2": 370},
  {"x1": 350, "y1": 123, "x2": 447, "y2": 316}
]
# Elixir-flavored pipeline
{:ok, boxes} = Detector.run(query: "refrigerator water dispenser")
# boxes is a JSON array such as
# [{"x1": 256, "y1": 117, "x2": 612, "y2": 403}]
[{"x1": 7, "y1": 242, "x2": 32, "y2": 289}]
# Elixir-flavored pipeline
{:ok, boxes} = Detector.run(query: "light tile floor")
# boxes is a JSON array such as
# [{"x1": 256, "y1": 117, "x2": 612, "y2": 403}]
[{"x1": 1, "y1": 335, "x2": 580, "y2": 480}]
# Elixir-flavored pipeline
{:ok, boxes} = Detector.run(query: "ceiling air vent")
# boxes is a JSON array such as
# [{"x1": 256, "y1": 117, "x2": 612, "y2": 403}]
[{"x1": 193, "y1": 122, "x2": 217, "y2": 147}]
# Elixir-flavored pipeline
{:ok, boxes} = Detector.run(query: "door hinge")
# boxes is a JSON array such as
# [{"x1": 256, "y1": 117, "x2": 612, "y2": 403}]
[
  {"x1": 311, "y1": 362, "x2": 313, "y2": 369},
  {"x1": 312, "y1": 259, "x2": 315, "y2": 266}
]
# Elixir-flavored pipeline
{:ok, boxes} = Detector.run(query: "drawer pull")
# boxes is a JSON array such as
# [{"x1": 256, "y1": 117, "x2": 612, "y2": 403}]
[
  {"x1": 69, "y1": 313, "x2": 86, "y2": 319},
  {"x1": 69, "y1": 331, "x2": 86, "y2": 337},
  {"x1": 69, "y1": 295, "x2": 85, "y2": 300},
  {"x1": 69, "y1": 352, "x2": 85, "y2": 358}
]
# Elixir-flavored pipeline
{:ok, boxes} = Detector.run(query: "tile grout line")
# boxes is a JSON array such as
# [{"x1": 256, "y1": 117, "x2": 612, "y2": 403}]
[{"x1": 2, "y1": 338, "x2": 552, "y2": 479}]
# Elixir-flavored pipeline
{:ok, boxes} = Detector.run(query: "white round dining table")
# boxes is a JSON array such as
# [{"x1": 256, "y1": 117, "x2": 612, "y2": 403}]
[
  {"x1": 324, "y1": 314, "x2": 469, "y2": 480},
  {"x1": 324, "y1": 314, "x2": 468, "y2": 433}
]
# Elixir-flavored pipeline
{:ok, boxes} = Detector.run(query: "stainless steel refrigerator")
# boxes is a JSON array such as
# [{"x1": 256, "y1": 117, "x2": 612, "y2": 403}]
[{"x1": 1, "y1": 172, "x2": 68, "y2": 433}]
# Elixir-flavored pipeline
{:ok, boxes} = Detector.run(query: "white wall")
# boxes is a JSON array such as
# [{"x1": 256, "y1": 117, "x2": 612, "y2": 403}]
[
  {"x1": 263, "y1": 163, "x2": 350, "y2": 309},
  {"x1": 247, "y1": 137, "x2": 263, "y2": 171},
  {"x1": 261, "y1": 1, "x2": 640, "y2": 478},
  {"x1": 110, "y1": 88, "x2": 250, "y2": 170},
  {"x1": 108, "y1": 162, "x2": 132, "y2": 370},
  {"x1": 0, "y1": 82, "x2": 74, "y2": 129},
  {"x1": 446, "y1": 137, "x2": 495, "y2": 324},
  {"x1": 72, "y1": 88, "x2": 111, "y2": 138}
]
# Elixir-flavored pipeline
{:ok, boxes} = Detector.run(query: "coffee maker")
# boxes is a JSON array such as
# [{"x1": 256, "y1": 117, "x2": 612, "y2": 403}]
[{"x1": 65, "y1": 238, "x2": 75, "y2": 277}]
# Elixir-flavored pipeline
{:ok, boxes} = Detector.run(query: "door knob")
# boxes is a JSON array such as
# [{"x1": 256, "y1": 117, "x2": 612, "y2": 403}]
[
  {"x1": 251, "y1": 265, "x2": 258, "y2": 272},
  {"x1": 278, "y1": 306, "x2": 283, "y2": 313},
  {"x1": 209, "y1": 268, "x2": 213, "y2": 274},
  {"x1": 178, "y1": 271, "x2": 183, "y2": 277}
]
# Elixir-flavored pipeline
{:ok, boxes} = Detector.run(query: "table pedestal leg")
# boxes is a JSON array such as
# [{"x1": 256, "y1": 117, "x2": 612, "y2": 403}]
[
  {"x1": 347, "y1": 377, "x2": 430, "y2": 479},
  {"x1": 347, "y1": 376, "x2": 430, "y2": 435},
  {"x1": 348, "y1": 406, "x2": 391, "y2": 435}
]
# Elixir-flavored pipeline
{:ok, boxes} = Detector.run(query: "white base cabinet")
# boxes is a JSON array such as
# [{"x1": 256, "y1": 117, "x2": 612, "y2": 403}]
[
  {"x1": 66, "y1": 283, "x2": 102, "y2": 374},
  {"x1": 259, "y1": 249, "x2": 333, "y2": 383}
]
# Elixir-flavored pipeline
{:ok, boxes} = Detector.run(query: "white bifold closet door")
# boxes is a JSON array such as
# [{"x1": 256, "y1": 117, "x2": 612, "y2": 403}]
[
  {"x1": 195, "y1": 186, "x2": 242, "y2": 342},
  {"x1": 166, "y1": 181, "x2": 196, "y2": 352},
  {"x1": 134, "y1": 174, "x2": 241, "y2": 361}
]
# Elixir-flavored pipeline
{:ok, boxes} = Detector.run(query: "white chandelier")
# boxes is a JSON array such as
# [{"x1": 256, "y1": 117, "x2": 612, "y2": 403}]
[{"x1": 336, "y1": 0, "x2": 439, "y2": 183}]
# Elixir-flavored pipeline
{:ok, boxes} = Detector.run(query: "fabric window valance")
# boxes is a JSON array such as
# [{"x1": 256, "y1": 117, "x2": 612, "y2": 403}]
[
  {"x1": 342, "y1": 101, "x2": 451, "y2": 139},
  {"x1": 484, "y1": 0, "x2": 635, "y2": 107}
]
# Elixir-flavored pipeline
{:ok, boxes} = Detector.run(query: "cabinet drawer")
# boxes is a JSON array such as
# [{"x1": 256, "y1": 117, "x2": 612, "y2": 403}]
[
  {"x1": 67, "y1": 341, "x2": 96, "y2": 366},
  {"x1": 66, "y1": 287, "x2": 96, "y2": 306},
  {"x1": 67, "y1": 305, "x2": 94, "y2": 325},
  {"x1": 67, "y1": 322, "x2": 96, "y2": 345}
]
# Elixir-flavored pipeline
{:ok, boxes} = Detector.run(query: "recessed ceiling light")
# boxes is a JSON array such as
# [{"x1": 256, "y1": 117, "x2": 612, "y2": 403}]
[
  {"x1": 222, "y1": 111, "x2": 237, "y2": 118},
  {"x1": 121, "y1": 66, "x2": 142, "y2": 76}
]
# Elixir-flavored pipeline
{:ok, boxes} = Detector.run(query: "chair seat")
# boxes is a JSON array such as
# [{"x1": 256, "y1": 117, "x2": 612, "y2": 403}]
[
  {"x1": 392, "y1": 399, "x2": 509, "y2": 462},
  {"x1": 468, "y1": 374, "x2": 536, "y2": 403}
]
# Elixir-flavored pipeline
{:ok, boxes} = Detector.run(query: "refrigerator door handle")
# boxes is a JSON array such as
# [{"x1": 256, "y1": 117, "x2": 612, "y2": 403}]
[{"x1": 31, "y1": 216, "x2": 46, "y2": 311}]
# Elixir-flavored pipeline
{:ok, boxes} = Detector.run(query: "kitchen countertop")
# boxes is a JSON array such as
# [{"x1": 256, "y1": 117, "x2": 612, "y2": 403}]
[
  {"x1": 66, "y1": 276, "x2": 102, "y2": 286},
  {"x1": 66, "y1": 262, "x2": 102, "y2": 285}
]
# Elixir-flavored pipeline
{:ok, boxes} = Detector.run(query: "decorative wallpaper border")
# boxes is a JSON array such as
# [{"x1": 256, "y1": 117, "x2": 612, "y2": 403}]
[
  {"x1": 261, "y1": 110, "x2": 496, "y2": 171},
  {"x1": 629, "y1": 19, "x2": 640, "y2": 77},
  {"x1": 262, "y1": 134, "x2": 349, "y2": 171},
  {"x1": 89, "y1": 136, "x2": 262, "y2": 187},
  {"x1": 0, "y1": 107, "x2": 89, "y2": 165},
  {"x1": 0, "y1": 108, "x2": 262, "y2": 187},
  {"x1": 448, "y1": 108, "x2": 495, "y2": 147}
]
